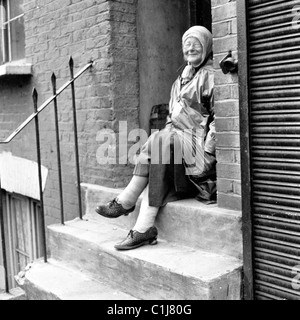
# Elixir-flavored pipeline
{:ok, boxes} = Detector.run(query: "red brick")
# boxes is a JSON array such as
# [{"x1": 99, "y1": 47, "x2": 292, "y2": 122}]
[
  {"x1": 215, "y1": 100, "x2": 239, "y2": 117},
  {"x1": 218, "y1": 179, "x2": 234, "y2": 194},
  {"x1": 212, "y1": 0, "x2": 236, "y2": 7},
  {"x1": 216, "y1": 132, "x2": 240, "y2": 148},
  {"x1": 214, "y1": 69, "x2": 238, "y2": 85},
  {"x1": 212, "y1": 21, "x2": 231, "y2": 38},
  {"x1": 213, "y1": 35, "x2": 238, "y2": 53},
  {"x1": 215, "y1": 84, "x2": 239, "y2": 100},
  {"x1": 217, "y1": 193, "x2": 241, "y2": 211},
  {"x1": 217, "y1": 163, "x2": 241, "y2": 180},
  {"x1": 212, "y1": 2, "x2": 237, "y2": 22},
  {"x1": 215, "y1": 117, "x2": 240, "y2": 132},
  {"x1": 216, "y1": 149, "x2": 235, "y2": 163},
  {"x1": 0, "y1": 0, "x2": 140, "y2": 225}
]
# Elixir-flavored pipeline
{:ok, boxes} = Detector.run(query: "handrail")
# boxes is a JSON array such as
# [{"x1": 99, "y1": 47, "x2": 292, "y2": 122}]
[
  {"x1": 0, "y1": 60, "x2": 93, "y2": 145},
  {"x1": 0, "y1": 57, "x2": 93, "y2": 293}
]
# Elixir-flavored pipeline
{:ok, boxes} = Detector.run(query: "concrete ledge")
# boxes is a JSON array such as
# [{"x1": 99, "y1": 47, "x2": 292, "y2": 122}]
[
  {"x1": 0, "y1": 287, "x2": 26, "y2": 300},
  {"x1": 0, "y1": 61, "x2": 32, "y2": 77},
  {"x1": 81, "y1": 183, "x2": 243, "y2": 259},
  {"x1": 16, "y1": 259, "x2": 137, "y2": 300},
  {"x1": 47, "y1": 219, "x2": 242, "y2": 300},
  {"x1": 0, "y1": 152, "x2": 48, "y2": 201}
]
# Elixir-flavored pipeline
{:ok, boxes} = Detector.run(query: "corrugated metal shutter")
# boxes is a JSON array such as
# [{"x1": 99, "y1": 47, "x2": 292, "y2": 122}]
[{"x1": 248, "y1": 0, "x2": 300, "y2": 300}]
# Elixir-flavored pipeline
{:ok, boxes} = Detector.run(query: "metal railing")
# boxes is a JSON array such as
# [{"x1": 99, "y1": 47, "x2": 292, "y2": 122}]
[{"x1": 0, "y1": 57, "x2": 93, "y2": 293}]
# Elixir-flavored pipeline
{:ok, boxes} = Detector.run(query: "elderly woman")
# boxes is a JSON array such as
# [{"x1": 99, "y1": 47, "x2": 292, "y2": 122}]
[{"x1": 96, "y1": 26, "x2": 216, "y2": 250}]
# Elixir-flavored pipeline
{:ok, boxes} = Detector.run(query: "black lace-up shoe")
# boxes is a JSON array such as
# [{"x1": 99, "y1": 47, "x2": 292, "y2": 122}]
[
  {"x1": 95, "y1": 198, "x2": 135, "y2": 218},
  {"x1": 114, "y1": 226, "x2": 158, "y2": 250}
]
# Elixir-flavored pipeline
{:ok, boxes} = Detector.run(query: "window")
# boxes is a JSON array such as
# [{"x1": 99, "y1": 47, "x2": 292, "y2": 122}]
[{"x1": 0, "y1": 0, "x2": 25, "y2": 65}]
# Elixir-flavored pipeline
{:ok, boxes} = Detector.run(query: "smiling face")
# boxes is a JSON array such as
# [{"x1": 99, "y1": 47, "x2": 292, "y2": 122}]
[{"x1": 183, "y1": 37, "x2": 204, "y2": 67}]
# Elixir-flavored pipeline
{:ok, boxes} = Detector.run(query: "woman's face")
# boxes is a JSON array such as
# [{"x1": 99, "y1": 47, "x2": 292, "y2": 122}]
[{"x1": 183, "y1": 37, "x2": 203, "y2": 67}]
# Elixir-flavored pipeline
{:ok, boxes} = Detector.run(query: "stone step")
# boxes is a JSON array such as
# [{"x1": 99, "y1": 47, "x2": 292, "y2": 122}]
[
  {"x1": 0, "y1": 287, "x2": 26, "y2": 300},
  {"x1": 15, "y1": 258, "x2": 137, "y2": 300},
  {"x1": 81, "y1": 183, "x2": 242, "y2": 259},
  {"x1": 47, "y1": 218, "x2": 242, "y2": 300}
]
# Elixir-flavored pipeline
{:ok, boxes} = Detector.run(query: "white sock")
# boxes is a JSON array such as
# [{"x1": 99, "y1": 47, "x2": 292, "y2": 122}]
[
  {"x1": 133, "y1": 185, "x2": 159, "y2": 233},
  {"x1": 117, "y1": 175, "x2": 148, "y2": 209}
]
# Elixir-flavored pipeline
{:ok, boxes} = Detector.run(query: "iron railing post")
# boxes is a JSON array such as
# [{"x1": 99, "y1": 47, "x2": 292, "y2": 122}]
[
  {"x1": 51, "y1": 73, "x2": 65, "y2": 225},
  {"x1": 0, "y1": 178, "x2": 9, "y2": 293},
  {"x1": 32, "y1": 88, "x2": 47, "y2": 263},
  {"x1": 69, "y1": 57, "x2": 83, "y2": 220},
  {"x1": 0, "y1": 60, "x2": 93, "y2": 272}
]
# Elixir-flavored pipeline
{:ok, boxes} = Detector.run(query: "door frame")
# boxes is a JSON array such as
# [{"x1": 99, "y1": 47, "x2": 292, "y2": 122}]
[
  {"x1": 237, "y1": 0, "x2": 254, "y2": 300},
  {"x1": 189, "y1": 0, "x2": 212, "y2": 31},
  {"x1": 3, "y1": 191, "x2": 42, "y2": 289}
]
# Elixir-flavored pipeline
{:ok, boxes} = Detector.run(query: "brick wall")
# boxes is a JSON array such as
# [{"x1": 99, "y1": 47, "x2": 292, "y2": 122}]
[
  {"x1": 0, "y1": 0, "x2": 139, "y2": 225},
  {"x1": 0, "y1": 0, "x2": 242, "y2": 221},
  {"x1": 109, "y1": 0, "x2": 139, "y2": 184},
  {"x1": 211, "y1": 0, "x2": 241, "y2": 211}
]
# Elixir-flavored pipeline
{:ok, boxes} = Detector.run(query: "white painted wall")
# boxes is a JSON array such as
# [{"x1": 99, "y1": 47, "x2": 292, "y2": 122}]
[{"x1": 0, "y1": 152, "x2": 48, "y2": 201}]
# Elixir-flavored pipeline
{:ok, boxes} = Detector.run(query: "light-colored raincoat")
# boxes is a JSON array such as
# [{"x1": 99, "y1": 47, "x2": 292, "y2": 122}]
[{"x1": 133, "y1": 26, "x2": 216, "y2": 206}]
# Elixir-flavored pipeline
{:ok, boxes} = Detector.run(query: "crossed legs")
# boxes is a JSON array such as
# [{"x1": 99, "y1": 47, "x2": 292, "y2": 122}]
[{"x1": 95, "y1": 174, "x2": 160, "y2": 250}]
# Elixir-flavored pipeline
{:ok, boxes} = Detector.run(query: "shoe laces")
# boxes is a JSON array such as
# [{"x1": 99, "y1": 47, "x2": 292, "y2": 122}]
[
  {"x1": 128, "y1": 230, "x2": 134, "y2": 238},
  {"x1": 108, "y1": 198, "x2": 118, "y2": 208}
]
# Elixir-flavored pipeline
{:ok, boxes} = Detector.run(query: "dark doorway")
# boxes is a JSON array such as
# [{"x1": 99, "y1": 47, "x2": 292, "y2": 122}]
[
  {"x1": 190, "y1": 0, "x2": 212, "y2": 31},
  {"x1": 137, "y1": 0, "x2": 213, "y2": 134}
]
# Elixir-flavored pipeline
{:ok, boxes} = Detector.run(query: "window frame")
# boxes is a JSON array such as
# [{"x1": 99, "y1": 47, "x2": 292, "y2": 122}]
[
  {"x1": 0, "y1": 0, "x2": 31, "y2": 76},
  {"x1": 0, "y1": 0, "x2": 25, "y2": 63}
]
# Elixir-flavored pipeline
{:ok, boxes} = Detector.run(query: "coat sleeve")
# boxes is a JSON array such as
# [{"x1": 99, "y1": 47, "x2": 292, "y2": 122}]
[
  {"x1": 164, "y1": 79, "x2": 178, "y2": 129},
  {"x1": 203, "y1": 70, "x2": 216, "y2": 155},
  {"x1": 204, "y1": 116, "x2": 216, "y2": 155}
]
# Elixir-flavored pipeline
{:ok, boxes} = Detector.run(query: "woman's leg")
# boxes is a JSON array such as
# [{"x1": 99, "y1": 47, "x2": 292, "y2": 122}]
[
  {"x1": 117, "y1": 175, "x2": 148, "y2": 209},
  {"x1": 95, "y1": 174, "x2": 148, "y2": 218},
  {"x1": 114, "y1": 184, "x2": 159, "y2": 250},
  {"x1": 132, "y1": 184, "x2": 159, "y2": 233},
  {"x1": 95, "y1": 135, "x2": 151, "y2": 218},
  {"x1": 116, "y1": 131, "x2": 154, "y2": 209}
]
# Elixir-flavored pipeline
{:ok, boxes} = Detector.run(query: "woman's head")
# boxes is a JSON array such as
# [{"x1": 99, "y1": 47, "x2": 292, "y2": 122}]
[{"x1": 182, "y1": 26, "x2": 212, "y2": 67}]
